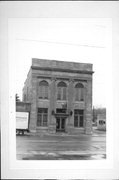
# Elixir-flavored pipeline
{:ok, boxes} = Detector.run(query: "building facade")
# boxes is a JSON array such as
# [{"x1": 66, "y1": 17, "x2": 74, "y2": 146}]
[
  {"x1": 22, "y1": 59, "x2": 93, "y2": 134},
  {"x1": 97, "y1": 114, "x2": 106, "y2": 131}
]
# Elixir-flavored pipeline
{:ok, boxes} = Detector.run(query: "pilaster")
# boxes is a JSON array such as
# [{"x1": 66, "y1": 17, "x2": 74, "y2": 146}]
[
  {"x1": 85, "y1": 80, "x2": 93, "y2": 134},
  {"x1": 67, "y1": 78, "x2": 74, "y2": 133},
  {"x1": 49, "y1": 77, "x2": 57, "y2": 133},
  {"x1": 29, "y1": 77, "x2": 37, "y2": 132}
]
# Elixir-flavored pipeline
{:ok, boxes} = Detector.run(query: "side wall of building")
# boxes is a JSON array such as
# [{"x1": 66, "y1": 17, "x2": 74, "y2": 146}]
[{"x1": 22, "y1": 69, "x2": 32, "y2": 102}]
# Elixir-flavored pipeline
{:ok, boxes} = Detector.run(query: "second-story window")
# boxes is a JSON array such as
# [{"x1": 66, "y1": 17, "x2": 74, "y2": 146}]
[
  {"x1": 57, "y1": 81, "x2": 67, "y2": 100},
  {"x1": 39, "y1": 80, "x2": 49, "y2": 99},
  {"x1": 75, "y1": 83, "x2": 85, "y2": 101}
]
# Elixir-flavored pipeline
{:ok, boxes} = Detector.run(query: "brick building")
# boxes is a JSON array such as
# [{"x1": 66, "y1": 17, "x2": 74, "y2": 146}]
[{"x1": 22, "y1": 58, "x2": 93, "y2": 134}]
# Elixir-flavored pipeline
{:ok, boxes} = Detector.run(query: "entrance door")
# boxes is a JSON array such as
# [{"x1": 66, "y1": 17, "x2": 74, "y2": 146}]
[{"x1": 56, "y1": 117, "x2": 66, "y2": 132}]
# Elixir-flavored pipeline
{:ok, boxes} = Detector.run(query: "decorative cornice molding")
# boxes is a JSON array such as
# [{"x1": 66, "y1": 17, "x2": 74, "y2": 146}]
[
  {"x1": 31, "y1": 66, "x2": 94, "y2": 75},
  {"x1": 36, "y1": 75, "x2": 89, "y2": 81},
  {"x1": 37, "y1": 76, "x2": 51, "y2": 79},
  {"x1": 69, "y1": 78, "x2": 74, "y2": 82},
  {"x1": 74, "y1": 79, "x2": 87, "y2": 82},
  {"x1": 51, "y1": 77, "x2": 57, "y2": 81}
]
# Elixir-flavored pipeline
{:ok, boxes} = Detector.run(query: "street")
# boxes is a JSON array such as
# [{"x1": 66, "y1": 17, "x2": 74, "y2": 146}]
[{"x1": 16, "y1": 128, "x2": 106, "y2": 160}]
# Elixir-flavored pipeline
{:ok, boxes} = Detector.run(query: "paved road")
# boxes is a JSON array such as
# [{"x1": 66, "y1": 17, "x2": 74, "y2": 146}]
[{"x1": 16, "y1": 128, "x2": 106, "y2": 160}]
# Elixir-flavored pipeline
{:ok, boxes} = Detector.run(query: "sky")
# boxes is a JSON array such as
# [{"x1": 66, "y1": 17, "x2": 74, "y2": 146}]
[{"x1": 13, "y1": 18, "x2": 112, "y2": 108}]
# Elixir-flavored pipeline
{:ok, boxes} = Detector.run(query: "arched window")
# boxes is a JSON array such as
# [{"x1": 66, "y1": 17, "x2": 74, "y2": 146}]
[
  {"x1": 39, "y1": 80, "x2": 49, "y2": 99},
  {"x1": 57, "y1": 81, "x2": 67, "y2": 100},
  {"x1": 75, "y1": 83, "x2": 84, "y2": 101}
]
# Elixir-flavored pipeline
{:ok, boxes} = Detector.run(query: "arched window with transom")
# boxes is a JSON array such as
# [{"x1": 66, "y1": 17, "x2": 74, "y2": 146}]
[
  {"x1": 39, "y1": 80, "x2": 49, "y2": 99},
  {"x1": 75, "y1": 83, "x2": 85, "y2": 101},
  {"x1": 57, "y1": 81, "x2": 67, "y2": 100}
]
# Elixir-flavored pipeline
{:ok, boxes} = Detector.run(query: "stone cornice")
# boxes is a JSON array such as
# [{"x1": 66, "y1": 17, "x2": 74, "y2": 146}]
[
  {"x1": 36, "y1": 75, "x2": 89, "y2": 82},
  {"x1": 31, "y1": 66, "x2": 94, "y2": 75},
  {"x1": 16, "y1": 101, "x2": 31, "y2": 104}
]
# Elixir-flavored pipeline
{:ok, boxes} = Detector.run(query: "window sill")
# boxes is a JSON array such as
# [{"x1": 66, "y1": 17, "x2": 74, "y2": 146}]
[
  {"x1": 36, "y1": 126, "x2": 48, "y2": 129},
  {"x1": 38, "y1": 98, "x2": 49, "y2": 101},
  {"x1": 74, "y1": 127, "x2": 84, "y2": 129},
  {"x1": 57, "y1": 100, "x2": 67, "y2": 102},
  {"x1": 75, "y1": 100, "x2": 84, "y2": 102}
]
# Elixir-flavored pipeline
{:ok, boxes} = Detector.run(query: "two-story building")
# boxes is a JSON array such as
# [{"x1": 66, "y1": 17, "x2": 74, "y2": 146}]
[{"x1": 22, "y1": 58, "x2": 93, "y2": 134}]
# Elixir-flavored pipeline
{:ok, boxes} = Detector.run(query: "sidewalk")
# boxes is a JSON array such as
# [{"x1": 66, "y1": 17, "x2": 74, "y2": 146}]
[
  {"x1": 21, "y1": 127, "x2": 106, "y2": 138},
  {"x1": 16, "y1": 127, "x2": 106, "y2": 160}
]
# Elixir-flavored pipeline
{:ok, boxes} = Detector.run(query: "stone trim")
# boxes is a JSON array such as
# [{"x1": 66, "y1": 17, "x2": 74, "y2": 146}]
[
  {"x1": 31, "y1": 66, "x2": 94, "y2": 75},
  {"x1": 36, "y1": 75, "x2": 90, "y2": 82}
]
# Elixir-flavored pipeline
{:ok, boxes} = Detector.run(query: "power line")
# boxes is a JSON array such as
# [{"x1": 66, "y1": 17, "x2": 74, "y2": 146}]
[{"x1": 17, "y1": 38, "x2": 105, "y2": 49}]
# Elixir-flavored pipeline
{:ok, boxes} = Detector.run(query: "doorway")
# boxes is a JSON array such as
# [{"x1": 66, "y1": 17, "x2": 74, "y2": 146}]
[{"x1": 56, "y1": 117, "x2": 66, "y2": 132}]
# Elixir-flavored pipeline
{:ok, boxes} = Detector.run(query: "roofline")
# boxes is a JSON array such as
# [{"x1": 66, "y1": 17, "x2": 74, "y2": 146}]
[{"x1": 32, "y1": 58, "x2": 93, "y2": 66}]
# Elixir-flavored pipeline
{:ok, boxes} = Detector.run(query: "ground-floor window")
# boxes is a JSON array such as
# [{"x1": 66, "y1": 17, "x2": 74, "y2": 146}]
[
  {"x1": 99, "y1": 120, "x2": 105, "y2": 125},
  {"x1": 37, "y1": 108, "x2": 48, "y2": 127},
  {"x1": 74, "y1": 109, "x2": 84, "y2": 127}
]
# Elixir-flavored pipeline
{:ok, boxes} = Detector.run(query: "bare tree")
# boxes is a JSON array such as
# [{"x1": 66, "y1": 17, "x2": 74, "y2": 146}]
[{"x1": 16, "y1": 94, "x2": 20, "y2": 102}]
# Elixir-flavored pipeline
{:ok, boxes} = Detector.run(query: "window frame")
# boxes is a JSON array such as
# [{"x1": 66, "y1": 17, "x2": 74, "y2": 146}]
[
  {"x1": 75, "y1": 83, "x2": 85, "y2": 102},
  {"x1": 37, "y1": 108, "x2": 48, "y2": 127},
  {"x1": 57, "y1": 81, "x2": 67, "y2": 101},
  {"x1": 39, "y1": 80, "x2": 49, "y2": 99},
  {"x1": 74, "y1": 109, "x2": 84, "y2": 128}
]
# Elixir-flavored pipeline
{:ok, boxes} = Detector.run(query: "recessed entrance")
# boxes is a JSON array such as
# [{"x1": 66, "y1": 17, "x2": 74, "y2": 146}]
[{"x1": 56, "y1": 117, "x2": 66, "y2": 132}]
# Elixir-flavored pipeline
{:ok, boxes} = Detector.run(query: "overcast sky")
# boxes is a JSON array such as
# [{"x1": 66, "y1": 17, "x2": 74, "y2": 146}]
[{"x1": 13, "y1": 18, "x2": 112, "y2": 107}]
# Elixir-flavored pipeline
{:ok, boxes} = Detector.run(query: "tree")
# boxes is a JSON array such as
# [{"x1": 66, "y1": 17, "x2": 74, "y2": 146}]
[
  {"x1": 16, "y1": 94, "x2": 20, "y2": 102},
  {"x1": 92, "y1": 106, "x2": 106, "y2": 123}
]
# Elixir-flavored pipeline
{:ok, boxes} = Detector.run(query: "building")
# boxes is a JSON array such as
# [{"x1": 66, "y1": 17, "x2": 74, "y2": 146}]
[
  {"x1": 16, "y1": 101, "x2": 31, "y2": 113},
  {"x1": 97, "y1": 114, "x2": 106, "y2": 131},
  {"x1": 22, "y1": 58, "x2": 93, "y2": 134}
]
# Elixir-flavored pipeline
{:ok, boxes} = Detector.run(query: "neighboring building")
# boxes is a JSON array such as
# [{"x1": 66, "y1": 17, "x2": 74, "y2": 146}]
[
  {"x1": 92, "y1": 107, "x2": 106, "y2": 128},
  {"x1": 22, "y1": 58, "x2": 93, "y2": 134},
  {"x1": 16, "y1": 101, "x2": 31, "y2": 113},
  {"x1": 97, "y1": 114, "x2": 106, "y2": 131}
]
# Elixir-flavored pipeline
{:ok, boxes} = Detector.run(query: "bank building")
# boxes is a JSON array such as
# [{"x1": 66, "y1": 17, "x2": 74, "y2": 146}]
[{"x1": 22, "y1": 58, "x2": 93, "y2": 134}]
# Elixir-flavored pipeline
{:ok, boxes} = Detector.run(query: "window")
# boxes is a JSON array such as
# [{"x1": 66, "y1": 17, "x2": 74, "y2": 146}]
[
  {"x1": 57, "y1": 81, "x2": 67, "y2": 100},
  {"x1": 37, "y1": 108, "x2": 48, "y2": 127},
  {"x1": 99, "y1": 120, "x2": 105, "y2": 125},
  {"x1": 56, "y1": 108, "x2": 67, "y2": 114},
  {"x1": 74, "y1": 109, "x2": 84, "y2": 127},
  {"x1": 75, "y1": 83, "x2": 84, "y2": 101},
  {"x1": 39, "y1": 80, "x2": 49, "y2": 99}
]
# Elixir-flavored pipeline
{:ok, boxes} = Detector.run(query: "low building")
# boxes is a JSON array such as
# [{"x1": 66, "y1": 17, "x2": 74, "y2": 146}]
[
  {"x1": 97, "y1": 114, "x2": 106, "y2": 131},
  {"x1": 22, "y1": 58, "x2": 93, "y2": 134},
  {"x1": 16, "y1": 101, "x2": 31, "y2": 113}
]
